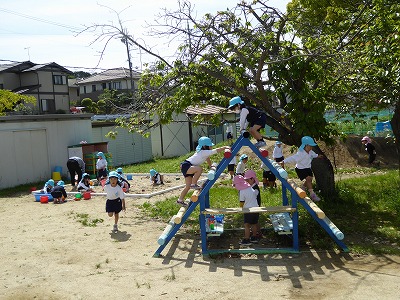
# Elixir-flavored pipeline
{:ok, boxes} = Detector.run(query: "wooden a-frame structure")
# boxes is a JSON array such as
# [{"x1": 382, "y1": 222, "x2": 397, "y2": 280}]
[{"x1": 154, "y1": 133, "x2": 349, "y2": 257}]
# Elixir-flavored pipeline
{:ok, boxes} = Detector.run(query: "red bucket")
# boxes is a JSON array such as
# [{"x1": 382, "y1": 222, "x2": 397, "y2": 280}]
[
  {"x1": 83, "y1": 192, "x2": 91, "y2": 200},
  {"x1": 40, "y1": 195, "x2": 49, "y2": 204}
]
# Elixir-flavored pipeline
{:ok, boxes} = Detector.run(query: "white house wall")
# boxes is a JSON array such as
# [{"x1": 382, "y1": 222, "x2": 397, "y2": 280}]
[{"x1": 0, "y1": 115, "x2": 93, "y2": 189}]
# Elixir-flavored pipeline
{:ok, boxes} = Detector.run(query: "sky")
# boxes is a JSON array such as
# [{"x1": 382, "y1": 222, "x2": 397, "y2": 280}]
[{"x1": 0, "y1": 0, "x2": 288, "y2": 73}]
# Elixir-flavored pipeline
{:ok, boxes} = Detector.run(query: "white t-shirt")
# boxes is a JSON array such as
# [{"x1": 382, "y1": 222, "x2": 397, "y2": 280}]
[
  {"x1": 239, "y1": 187, "x2": 259, "y2": 208},
  {"x1": 104, "y1": 184, "x2": 125, "y2": 200},
  {"x1": 229, "y1": 155, "x2": 237, "y2": 165},
  {"x1": 96, "y1": 158, "x2": 107, "y2": 170},
  {"x1": 226, "y1": 124, "x2": 233, "y2": 133},
  {"x1": 283, "y1": 149, "x2": 318, "y2": 169},
  {"x1": 187, "y1": 149, "x2": 217, "y2": 166},
  {"x1": 239, "y1": 108, "x2": 249, "y2": 131},
  {"x1": 236, "y1": 161, "x2": 246, "y2": 174},
  {"x1": 273, "y1": 145, "x2": 283, "y2": 159}
]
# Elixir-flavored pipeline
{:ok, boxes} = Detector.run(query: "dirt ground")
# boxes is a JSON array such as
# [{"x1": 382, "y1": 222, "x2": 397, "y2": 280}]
[{"x1": 1, "y1": 136, "x2": 399, "y2": 300}]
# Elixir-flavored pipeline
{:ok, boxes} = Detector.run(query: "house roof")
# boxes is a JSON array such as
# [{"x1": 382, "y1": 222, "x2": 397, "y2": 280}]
[
  {"x1": 0, "y1": 61, "x2": 34, "y2": 73},
  {"x1": 12, "y1": 84, "x2": 41, "y2": 94},
  {"x1": 76, "y1": 67, "x2": 141, "y2": 84},
  {"x1": 22, "y1": 62, "x2": 73, "y2": 74},
  {"x1": 0, "y1": 61, "x2": 72, "y2": 74},
  {"x1": 185, "y1": 104, "x2": 233, "y2": 115}
]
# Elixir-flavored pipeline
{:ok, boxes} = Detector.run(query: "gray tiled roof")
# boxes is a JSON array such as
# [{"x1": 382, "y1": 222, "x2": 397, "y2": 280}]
[{"x1": 76, "y1": 67, "x2": 141, "y2": 84}]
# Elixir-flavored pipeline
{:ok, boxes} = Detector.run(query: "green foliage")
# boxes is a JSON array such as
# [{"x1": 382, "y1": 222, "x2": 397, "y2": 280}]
[
  {"x1": 0, "y1": 90, "x2": 36, "y2": 115},
  {"x1": 74, "y1": 213, "x2": 104, "y2": 227}
]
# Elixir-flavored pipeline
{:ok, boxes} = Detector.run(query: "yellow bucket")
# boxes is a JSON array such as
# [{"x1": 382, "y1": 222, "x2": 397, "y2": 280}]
[{"x1": 52, "y1": 171, "x2": 61, "y2": 181}]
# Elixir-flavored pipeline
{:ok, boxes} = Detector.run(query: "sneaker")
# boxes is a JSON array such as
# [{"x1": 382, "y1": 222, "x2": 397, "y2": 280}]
[
  {"x1": 310, "y1": 192, "x2": 321, "y2": 202},
  {"x1": 254, "y1": 140, "x2": 267, "y2": 148},
  {"x1": 176, "y1": 199, "x2": 188, "y2": 206},
  {"x1": 239, "y1": 239, "x2": 251, "y2": 246},
  {"x1": 250, "y1": 236, "x2": 259, "y2": 244},
  {"x1": 190, "y1": 184, "x2": 202, "y2": 190},
  {"x1": 113, "y1": 224, "x2": 118, "y2": 233}
]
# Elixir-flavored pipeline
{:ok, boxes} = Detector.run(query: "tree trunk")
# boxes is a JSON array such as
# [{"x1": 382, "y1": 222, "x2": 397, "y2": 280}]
[
  {"x1": 311, "y1": 147, "x2": 337, "y2": 199},
  {"x1": 389, "y1": 101, "x2": 400, "y2": 172}
]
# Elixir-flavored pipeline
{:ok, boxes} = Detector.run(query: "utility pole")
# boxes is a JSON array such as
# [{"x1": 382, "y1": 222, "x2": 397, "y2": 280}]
[{"x1": 24, "y1": 47, "x2": 31, "y2": 60}]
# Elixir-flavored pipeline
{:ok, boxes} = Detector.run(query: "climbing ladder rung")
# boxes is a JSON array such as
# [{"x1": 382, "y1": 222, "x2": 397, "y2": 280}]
[{"x1": 203, "y1": 206, "x2": 296, "y2": 214}]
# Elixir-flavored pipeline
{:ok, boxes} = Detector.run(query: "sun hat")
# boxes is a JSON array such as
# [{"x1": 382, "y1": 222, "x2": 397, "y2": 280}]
[
  {"x1": 228, "y1": 96, "x2": 244, "y2": 109},
  {"x1": 108, "y1": 171, "x2": 119, "y2": 178},
  {"x1": 47, "y1": 179, "x2": 55, "y2": 187},
  {"x1": 361, "y1": 136, "x2": 371, "y2": 143},
  {"x1": 116, "y1": 167, "x2": 123, "y2": 174},
  {"x1": 196, "y1": 136, "x2": 215, "y2": 152},
  {"x1": 239, "y1": 154, "x2": 248, "y2": 161},
  {"x1": 97, "y1": 152, "x2": 105, "y2": 159},
  {"x1": 275, "y1": 141, "x2": 282, "y2": 145},
  {"x1": 150, "y1": 169, "x2": 157, "y2": 177},
  {"x1": 57, "y1": 180, "x2": 65, "y2": 187},
  {"x1": 82, "y1": 173, "x2": 90, "y2": 179},
  {"x1": 244, "y1": 170, "x2": 260, "y2": 184},
  {"x1": 233, "y1": 175, "x2": 251, "y2": 191},
  {"x1": 299, "y1": 136, "x2": 317, "y2": 150}
]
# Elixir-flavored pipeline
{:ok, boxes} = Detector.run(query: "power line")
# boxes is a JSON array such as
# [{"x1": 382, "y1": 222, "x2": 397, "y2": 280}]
[{"x1": 0, "y1": 7, "x2": 83, "y2": 32}]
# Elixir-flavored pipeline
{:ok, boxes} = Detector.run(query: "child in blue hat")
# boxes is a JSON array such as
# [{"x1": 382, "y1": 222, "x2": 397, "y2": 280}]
[
  {"x1": 235, "y1": 154, "x2": 248, "y2": 176},
  {"x1": 150, "y1": 169, "x2": 164, "y2": 186},
  {"x1": 96, "y1": 152, "x2": 108, "y2": 182},
  {"x1": 42, "y1": 179, "x2": 54, "y2": 193},
  {"x1": 177, "y1": 136, "x2": 230, "y2": 206},
  {"x1": 228, "y1": 96, "x2": 267, "y2": 148},
  {"x1": 51, "y1": 181, "x2": 68, "y2": 204},
  {"x1": 281, "y1": 136, "x2": 324, "y2": 201}
]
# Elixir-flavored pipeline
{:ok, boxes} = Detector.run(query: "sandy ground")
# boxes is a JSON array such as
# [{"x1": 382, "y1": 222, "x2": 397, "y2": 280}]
[{"x1": 1, "y1": 173, "x2": 399, "y2": 300}]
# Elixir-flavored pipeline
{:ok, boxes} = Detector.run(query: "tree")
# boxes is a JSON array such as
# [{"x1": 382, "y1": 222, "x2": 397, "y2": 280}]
[
  {"x1": 83, "y1": 0, "x2": 399, "y2": 195},
  {"x1": 0, "y1": 90, "x2": 36, "y2": 116}
]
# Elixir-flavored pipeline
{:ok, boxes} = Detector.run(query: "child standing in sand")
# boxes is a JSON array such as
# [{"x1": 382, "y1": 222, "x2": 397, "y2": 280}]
[
  {"x1": 104, "y1": 171, "x2": 126, "y2": 233},
  {"x1": 177, "y1": 136, "x2": 230, "y2": 206},
  {"x1": 96, "y1": 152, "x2": 108, "y2": 182}
]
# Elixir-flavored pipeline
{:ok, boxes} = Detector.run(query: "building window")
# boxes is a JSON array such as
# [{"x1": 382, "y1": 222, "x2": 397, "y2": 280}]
[
  {"x1": 53, "y1": 75, "x2": 66, "y2": 85},
  {"x1": 102, "y1": 83, "x2": 107, "y2": 90},
  {"x1": 0, "y1": 83, "x2": 3, "y2": 89},
  {"x1": 41, "y1": 99, "x2": 55, "y2": 113},
  {"x1": 112, "y1": 81, "x2": 121, "y2": 90},
  {"x1": 92, "y1": 84, "x2": 97, "y2": 92},
  {"x1": 83, "y1": 86, "x2": 87, "y2": 94}
]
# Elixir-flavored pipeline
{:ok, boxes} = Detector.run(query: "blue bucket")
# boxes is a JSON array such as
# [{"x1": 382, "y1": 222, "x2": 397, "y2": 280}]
[
  {"x1": 127, "y1": 174, "x2": 133, "y2": 180},
  {"x1": 54, "y1": 166, "x2": 62, "y2": 173}
]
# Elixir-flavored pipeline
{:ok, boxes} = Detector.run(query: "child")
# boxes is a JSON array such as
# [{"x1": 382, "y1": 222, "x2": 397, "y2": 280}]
[
  {"x1": 261, "y1": 161, "x2": 277, "y2": 189},
  {"x1": 117, "y1": 167, "x2": 131, "y2": 192},
  {"x1": 228, "y1": 96, "x2": 267, "y2": 148},
  {"x1": 104, "y1": 171, "x2": 126, "y2": 233},
  {"x1": 273, "y1": 141, "x2": 284, "y2": 169},
  {"x1": 244, "y1": 170, "x2": 263, "y2": 241},
  {"x1": 227, "y1": 154, "x2": 237, "y2": 180},
  {"x1": 281, "y1": 136, "x2": 323, "y2": 202},
  {"x1": 361, "y1": 136, "x2": 377, "y2": 164},
  {"x1": 41, "y1": 179, "x2": 54, "y2": 193},
  {"x1": 235, "y1": 154, "x2": 248, "y2": 176},
  {"x1": 226, "y1": 123, "x2": 233, "y2": 144},
  {"x1": 177, "y1": 136, "x2": 230, "y2": 206},
  {"x1": 150, "y1": 169, "x2": 164, "y2": 185},
  {"x1": 233, "y1": 175, "x2": 259, "y2": 246},
  {"x1": 51, "y1": 180, "x2": 68, "y2": 204},
  {"x1": 77, "y1": 173, "x2": 94, "y2": 192},
  {"x1": 96, "y1": 152, "x2": 108, "y2": 182}
]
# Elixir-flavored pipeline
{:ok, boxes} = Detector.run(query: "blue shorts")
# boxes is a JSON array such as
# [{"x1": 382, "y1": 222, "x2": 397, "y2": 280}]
[
  {"x1": 249, "y1": 113, "x2": 267, "y2": 129},
  {"x1": 106, "y1": 198, "x2": 122, "y2": 213},
  {"x1": 275, "y1": 156, "x2": 284, "y2": 162},
  {"x1": 263, "y1": 170, "x2": 276, "y2": 182},
  {"x1": 295, "y1": 167, "x2": 313, "y2": 181},
  {"x1": 180, "y1": 161, "x2": 194, "y2": 177}
]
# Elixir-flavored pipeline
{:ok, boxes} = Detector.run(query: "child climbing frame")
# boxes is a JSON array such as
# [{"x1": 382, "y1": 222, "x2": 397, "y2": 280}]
[{"x1": 154, "y1": 132, "x2": 348, "y2": 257}]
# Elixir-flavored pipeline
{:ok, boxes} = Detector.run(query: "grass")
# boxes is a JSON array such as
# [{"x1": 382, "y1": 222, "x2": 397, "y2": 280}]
[{"x1": 139, "y1": 169, "x2": 400, "y2": 255}]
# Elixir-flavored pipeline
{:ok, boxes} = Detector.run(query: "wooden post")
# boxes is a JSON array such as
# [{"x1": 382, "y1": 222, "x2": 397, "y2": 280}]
[
  {"x1": 303, "y1": 197, "x2": 325, "y2": 219},
  {"x1": 173, "y1": 204, "x2": 188, "y2": 224},
  {"x1": 287, "y1": 179, "x2": 307, "y2": 198},
  {"x1": 191, "y1": 189, "x2": 201, "y2": 202}
]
